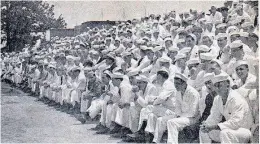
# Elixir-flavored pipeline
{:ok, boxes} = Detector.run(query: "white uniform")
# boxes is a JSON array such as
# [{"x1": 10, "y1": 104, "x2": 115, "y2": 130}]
[
  {"x1": 129, "y1": 82, "x2": 157, "y2": 132},
  {"x1": 199, "y1": 89, "x2": 253, "y2": 143},
  {"x1": 70, "y1": 74, "x2": 86, "y2": 106},
  {"x1": 115, "y1": 76, "x2": 132, "y2": 128},
  {"x1": 166, "y1": 85, "x2": 200, "y2": 144}
]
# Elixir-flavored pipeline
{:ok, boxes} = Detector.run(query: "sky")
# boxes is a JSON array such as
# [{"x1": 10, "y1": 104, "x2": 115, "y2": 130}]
[{"x1": 45, "y1": 0, "x2": 224, "y2": 28}]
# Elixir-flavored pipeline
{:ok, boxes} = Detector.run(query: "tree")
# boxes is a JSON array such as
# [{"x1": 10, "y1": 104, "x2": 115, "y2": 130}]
[{"x1": 1, "y1": 1, "x2": 67, "y2": 52}]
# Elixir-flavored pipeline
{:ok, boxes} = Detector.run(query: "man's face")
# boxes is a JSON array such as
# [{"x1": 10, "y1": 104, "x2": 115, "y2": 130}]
[
  {"x1": 211, "y1": 7, "x2": 217, "y2": 14},
  {"x1": 167, "y1": 51, "x2": 178, "y2": 62},
  {"x1": 114, "y1": 40, "x2": 120, "y2": 47},
  {"x1": 106, "y1": 58, "x2": 114, "y2": 65},
  {"x1": 186, "y1": 37, "x2": 195, "y2": 47},
  {"x1": 112, "y1": 78, "x2": 121, "y2": 87},
  {"x1": 165, "y1": 40, "x2": 173, "y2": 48},
  {"x1": 202, "y1": 36, "x2": 212, "y2": 47},
  {"x1": 101, "y1": 74, "x2": 110, "y2": 84},
  {"x1": 137, "y1": 81, "x2": 147, "y2": 91},
  {"x1": 177, "y1": 58, "x2": 187, "y2": 67},
  {"x1": 236, "y1": 8, "x2": 243, "y2": 15},
  {"x1": 205, "y1": 80, "x2": 215, "y2": 92},
  {"x1": 145, "y1": 50, "x2": 154, "y2": 60},
  {"x1": 188, "y1": 63, "x2": 199, "y2": 75},
  {"x1": 174, "y1": 77, "x2": 185, "y2": 91},
  {"x1": 177, "y1": 42, "x2": 186, "y2": 49},
  {"x1": 208, "y1": 62, "x2": 221, "y2": 74},
  {"x1": 217, "y1": 37, "x2": 228, "y2": 48},
  {"x1": 236, "y1": 65, "x2": 249, "y2": 79},
  {"x1": 214, "y1": 80, "x2": 230, "y2": 96},
  {"x1": 159, "y1": 62, "x2": 170, "y2": 69},
  {"x1": 231, "y1": 48, "x2": 244, "y2": 58},
  {"x1": 129, "y1": 76, "x2": 137, "y2": 85},
  {"x1": 230, "y1": 34, "x2": 241, "y2": 42}
]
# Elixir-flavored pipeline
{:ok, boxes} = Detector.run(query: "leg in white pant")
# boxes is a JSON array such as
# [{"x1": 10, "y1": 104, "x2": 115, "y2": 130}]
[
  {"x1": 129, "y1": 105, "x2": 142, "y2": 133},
  {"x1": 138, "y1": 105, "x2": 154, "y2": 130},
  {"x1": 220, "y1": 128, "x2": 251, "y2": 143},
  {"x1": 167, "y1": 117, "x2": 196, "y2": 144},
  {"x1": 145, "y1": 113, "x2": 158, "y2": 134},
  {"x1": 153, "y1": 115, "x2": 176, "y2": 143},
  {"x1": 100, "y1": 102, "x2": 107, "y2": 126},
  {"x1": 199, "y1": 130, "x2": 220, "y2": 143}
]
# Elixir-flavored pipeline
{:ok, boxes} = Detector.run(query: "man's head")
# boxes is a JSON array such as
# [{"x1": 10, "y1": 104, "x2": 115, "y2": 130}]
[
  {"x1": 129, "y1": 75, "x2": 138, "y2": 85},
  {"x1": 145, "y1": 49, "x2": 154, "y2": 60},
  {"x1": 230, "y1": 42, "x2": 244, "y2": 59},
  {"x1": 186, "y1": 34, "x2": 196, "y2": 48},
  {"x1": 101, "y1": 72, "x2": 111, "y2": 85},
  {"x1": 112, "y1": 78, "x2": 123, "y2": 87},
  {"x1": 202, "y1": 36, "x2": 213, "y2": 47},
  {"x1": 156, "y1": 70, "x2": 169, "y2": 84},
  {"x1": 208, "y1": 60, "x2": 222, "y2": 75},
  {"x1": 211, "y1": 6, "x2": 217, "y2": 14},
  {"x1": 214, "y1": 79, "x2": 230, "y2": 96},
  {"x1": 217, "y1": 34, "x2": 228, "y2": 48},
  {"x1": 203, "y1": 73, "x2": 215, "y2": 93},
  {"x1": 235, "y1": 62, "x2": 249, "y2": 80},
  {"x1": 174, "y1": 73, "x2": 188, "y2": 91}
]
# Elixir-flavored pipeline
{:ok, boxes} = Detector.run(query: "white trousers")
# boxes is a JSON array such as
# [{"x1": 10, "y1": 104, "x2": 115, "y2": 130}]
[
  {"x1": 153, "y1": 115, "x2": 176, "y2": 143},
  {"x1": 115, "y1": 107, "x2": 130, "y2": 128},
  {"x1": 70, "y1": 90, "x2": 81, "y2": 106},
  {"x1": 129, "y1": 104, "x2": 142, "y2": 133},
  {"x1": 199, "y1": 128, "x2": 251, "y2": 143},
  {"x1": 106, "y1": 103, "x2": 118, "y2": 127},
  {"x1": 167, "y1": 117, "x2": 197, "y2": 144},
  {"x1": 138, "y1": 105, "x2": 154, "y2": 130},
  {"x1": 87, "y1": 99, "x2": 104, "y2": 119},
  {"x1": 145, "y1": 105, "x2": 171, "y2": 134}
]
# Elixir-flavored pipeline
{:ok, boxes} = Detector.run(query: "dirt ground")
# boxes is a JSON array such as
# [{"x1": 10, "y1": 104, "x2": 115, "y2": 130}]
[{"x1": 1, "y1": 82, "x2": 120, "y2": 143}]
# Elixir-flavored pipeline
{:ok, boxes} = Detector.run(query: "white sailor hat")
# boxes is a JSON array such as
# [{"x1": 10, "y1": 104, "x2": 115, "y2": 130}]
[
  {"x1": 136, "y1": 75, "x2": 149, "y2": 82},
  {"x1": 200, "y1": 53, "x2": 213, "y2": 61},
  {"x1": 229, "y1": 40, "x2": 243, "y2": 49},
  {"x1": 235, "y1": 60, "x2": 248, "y2": 69},
  {"x1": 153, "y1": 46, "x2": 163, "y2": 52},
  {"x1": 216, "y1": 23, "x2": 227, "y2": 29},
  {"x1": 203, "y1": 72, "x2": 215, "y2": 83},
  {"x1": 175, "y1": 53, "x2": 187, "y2": 60},
  {"x1": 122, "y1": 51, "x2": 132, "y2": 57},
  {"x1": 186, "y1": 58, "x2": 200, "y2": 66},
  {"x1": 158, "y1": 55, "x2": 171, "y2": 63},
  {"x1": 226, "y1": 26, "x2": 239, "y2": 34},
  {"x1": 175, "y1": 72, "x2": 188, "y2": 82},
  {"x1": 179, "y1": 47, "x2": 191, "y2": 54},
  {"x1": 241, "y1": 22, "x2": 254, "y2": 28},
  {"x1": 112, "y1": 72, "x2": 124, "y2": 79},
  {"x1": 212, "y1": 73, "x2": 229, "y2": 84},
  {"x1": 84, "y1": 66, "x2": 92, "y2": 71},
  {"x1": 140, "y1": 45, "x2": 148, "y2": 50},
  {"x1": 168, "y1": 46, "x2": 179, "y2": 52},
  {"x1": 240, "y1": 31, "x2": 249, "y2": 37},
  {"x1": 229, "y1": 31, "x2": 241, "y2": 37},
  {"x1": 103, "y1": 70, "x2": 112, "y2": 77},
  {"x1": 66, "y1": 55, "x2": 75, "y2": 60},
  {"x1": 127, "y1": 70, "x2": 139, "y2": 77},
  {"x1": 176, "y1": 38, "x2": 186, "y2": 44},
  {"x1": 71, "y1": 66, "x2": 81, "y2": 72},
  {"x1": 164, "y1": 37, "x2": 172, "y2": 42},
  {"x1": 216, "y1": 33, "x2": 228, "y2": 39},
  {"x1": 198, "y1": 45, "x2": 211, "y2": 52},
  {"x1": 157, "y1": 67, "x2": 169, "y2": 74},
  {"x1": 210, "y1": 59, "x2": 223, "y2": 67}
]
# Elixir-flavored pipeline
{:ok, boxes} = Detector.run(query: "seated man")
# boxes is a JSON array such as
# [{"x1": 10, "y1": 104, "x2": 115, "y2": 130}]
[
  {"x1": 165, "y1": 73, "x2": 200, "y2": 144},
  {"x1": 79, "y1": 70, "x2": 101, "y2": 123},
  {"x1": 199, "y1": 73, "x2": 253, "y2": 143},
  {"x1": 233, "y1": 60, "x2": 256, "y2": 99}
]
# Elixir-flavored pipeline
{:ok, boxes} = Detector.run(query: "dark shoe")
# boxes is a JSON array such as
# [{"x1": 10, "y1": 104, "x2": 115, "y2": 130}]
[
  {"x1": 109, "y1": 124, "x2": 122, "y2": 134},
  {"x1": 78, "y1": 116, "x2": 87, "y2": 124},
  {"x1": 96, "y1": 127, "x2": 110, "y2": 134},
  {"x1": 111, "y1": 132, "x2": 122, "y2": 138},
  {"x1": 145, "y1": 132, "x2": 154, "y2": 143},
  {"x1": 91, "y1": 123, "x2": 104, "y2": 130}
]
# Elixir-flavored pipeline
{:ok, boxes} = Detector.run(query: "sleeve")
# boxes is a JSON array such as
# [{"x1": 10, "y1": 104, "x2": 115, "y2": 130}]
[
  {"x1": 218, "y1": 101, "x2": 251, "y2": 130},
  {"x1": 205, "y1": 97, "x2": 223, "y2": 125},
  {"x1": 180, "y1": 91, "x2": 200, "y2": 118}
]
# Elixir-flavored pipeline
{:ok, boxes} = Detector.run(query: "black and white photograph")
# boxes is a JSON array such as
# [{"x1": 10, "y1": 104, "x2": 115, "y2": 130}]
[{"x1": 1, "y1": 0, "x2": 259, "y2": 143}]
